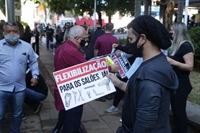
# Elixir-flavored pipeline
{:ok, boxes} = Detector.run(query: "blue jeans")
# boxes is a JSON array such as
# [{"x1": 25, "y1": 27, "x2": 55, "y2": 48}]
[
  {"x1": 24, "y1": 88, "x2": 47, "y2": 110},
  {"x1": 0, "y1": 90, "x2": 25, "y2": 133}
]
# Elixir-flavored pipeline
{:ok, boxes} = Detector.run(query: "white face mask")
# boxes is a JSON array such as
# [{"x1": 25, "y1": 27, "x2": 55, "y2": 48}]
[{"x1": 4, "y1": 34, "x2": 20, "y2": 45}]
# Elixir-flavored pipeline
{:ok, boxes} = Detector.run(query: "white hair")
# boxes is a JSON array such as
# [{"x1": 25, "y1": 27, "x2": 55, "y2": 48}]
[{"x1": 67, "y1": 25, "x2": 85, "y2": 39}]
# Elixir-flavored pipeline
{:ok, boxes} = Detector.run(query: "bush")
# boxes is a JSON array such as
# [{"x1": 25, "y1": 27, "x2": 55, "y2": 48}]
[
  {"x1": 189, "y1": 27, "x2": 200, "y2": 67},
  {"x1": 118, "y1": 38, "x2": 127, "y2": 45}
]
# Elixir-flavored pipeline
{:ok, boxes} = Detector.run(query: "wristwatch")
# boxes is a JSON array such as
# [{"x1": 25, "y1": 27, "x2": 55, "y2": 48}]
[{"x1": 33, "y1": 75, "x2": 39, "y2": 80}]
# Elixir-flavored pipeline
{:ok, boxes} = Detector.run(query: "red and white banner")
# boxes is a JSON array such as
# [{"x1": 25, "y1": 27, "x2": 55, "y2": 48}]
[{"x1": 53, "y1": 58, "x2": 116, "y2": 110}]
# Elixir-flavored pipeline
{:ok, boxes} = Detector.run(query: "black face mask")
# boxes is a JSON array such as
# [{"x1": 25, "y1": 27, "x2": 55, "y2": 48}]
[
  {"x1": 127, "y1": 36, "x2": 144, "y2": 57},
  {"x1": 80, "y1": 39, "x2": 86, "y2": 47}
]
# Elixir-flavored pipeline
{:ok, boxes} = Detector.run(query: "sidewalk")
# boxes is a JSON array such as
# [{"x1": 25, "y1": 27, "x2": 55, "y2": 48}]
[{"x1": 2, "y1": 41, "x2": 122, "y2": 133}]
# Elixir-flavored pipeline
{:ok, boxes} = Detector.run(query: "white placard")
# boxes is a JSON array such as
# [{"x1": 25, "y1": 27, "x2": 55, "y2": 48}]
[
  {"x1": 53, "y1": 58, "x2": 116, "y2": 110},
  {"x1": 110, "y1": 51, "x2": 131, "y2": 79}
]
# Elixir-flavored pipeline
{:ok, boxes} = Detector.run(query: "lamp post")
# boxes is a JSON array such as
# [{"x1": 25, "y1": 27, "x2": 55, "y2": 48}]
[
  {"x1": 5, "y1": 0, "x2": 15, "y2": 21},
  {"x1": 184, "y1": 0, "x2": 189, "y2": 26},
  {"x1": 93, "y1": 0, "x2": 96, "y2": 28}
]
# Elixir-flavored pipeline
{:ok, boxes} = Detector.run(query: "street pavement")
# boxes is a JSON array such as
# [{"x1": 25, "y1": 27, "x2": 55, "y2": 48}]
[{"x1": 2, "y1": 40, "x2": 122, "y2": 133}]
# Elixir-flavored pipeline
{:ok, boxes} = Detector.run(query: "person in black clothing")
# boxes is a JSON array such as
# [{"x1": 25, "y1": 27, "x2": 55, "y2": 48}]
[
  {"x1": 87, "y1": 24, "x2": 105, "y2": 60},
  {"x1": 107, "y1": 15, "x2": 179, "y2": 133},
  {"x1": 45, "y1": 24, "x2": 54, "y2": 50},
  {"x1": 0, "y1": 20, "x2": 5, "y2": 39},
  {"x1": 23, "y1": 25, "x2": 33, "y2": 44},
  {"x1": 32, "y1": 27, "x2": 40, "y2": 55},
  {"x1": 55, "y1": 27, "x2": 62, "y2": 47},
  {"x1": 81, "y1": 26, "x2": 94, "y2": 60},
  {"x1": 25, "y1": 70, "x2": 48, "y2": 113},
  {"x1": 106, "y1": 39, "x2": 136, "y2": 113},
  {"x1": 168, "y1": 22, "x2": 194, "y2": 133}
]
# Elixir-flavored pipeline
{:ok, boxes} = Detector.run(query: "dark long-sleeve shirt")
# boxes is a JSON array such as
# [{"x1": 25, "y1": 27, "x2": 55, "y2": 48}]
[
  {"x1": 54, "y1": 40, "x2": 87, "y2": 110},
  {"x1": 122, "y1": 54, "x2": 178, "y2": 133}
]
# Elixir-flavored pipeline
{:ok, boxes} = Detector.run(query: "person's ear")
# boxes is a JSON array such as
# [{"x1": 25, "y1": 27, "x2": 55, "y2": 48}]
[{"x1": 139, "y1": 34, "x2": 147, "y2": 44}]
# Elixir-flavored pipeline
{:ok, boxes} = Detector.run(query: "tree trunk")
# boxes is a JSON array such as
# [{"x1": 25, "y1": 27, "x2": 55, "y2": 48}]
[
  {"x1": 177, "y1": 0, "x2": 184, "y2": 23},
  {"x1": 144, "y1": 0, "x2": 149, "y2": 15},
  {"x1": 159, "y1": 0, "x2": 167, "y2": 26},
  {"x1": 108, "y1": 15, "x2": 111, "y2": 23},
  {"x1": 97, "y1": 11, "x2": 102, "y2": 26},
  {"x1": 135, "y1": 0, "x2": 141, "y2": 17}
]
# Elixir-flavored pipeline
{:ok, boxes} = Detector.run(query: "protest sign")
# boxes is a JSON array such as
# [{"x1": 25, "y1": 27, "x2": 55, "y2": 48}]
[
  {"x1": 110, "y1": 51, "x2": 131, "y2": 78},
  {"x1": 53, "y1": 58, "x2": 116, "y2": 110}
]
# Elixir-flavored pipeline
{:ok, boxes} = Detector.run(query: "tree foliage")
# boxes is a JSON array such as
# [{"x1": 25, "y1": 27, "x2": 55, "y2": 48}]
[
  {"x1": 35, "y1": 0, "x2": 135, "y2": 24},
  {"x1": 0, "y1": 0, "x2": 5, "y2": 14},
  {"x1": 0, "y1": 0, "x2": 135, "y2": 24},
  {"x1": 0, "y1": 0, "x2": 21, "y2": 14},
  {"x1": 42, "y1": 0, "x2": 135, "y2": 17}
]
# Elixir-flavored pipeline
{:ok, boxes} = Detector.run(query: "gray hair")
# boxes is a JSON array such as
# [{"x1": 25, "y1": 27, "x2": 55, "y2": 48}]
[
  {"x1": 3, "y1": 22, "x2": 19, "y2": 31},
  {"x1": 171, "y1": 22, "x2": 194, "y2": 56},
  {"x1": 67, "y1": 25, "x2": 85, "y2": 39}
]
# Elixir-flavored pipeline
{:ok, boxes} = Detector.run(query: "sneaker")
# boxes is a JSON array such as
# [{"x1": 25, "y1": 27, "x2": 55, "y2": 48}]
[
  {"x1": 22, "y1": 113, "x2": 27, "y2": 120},
  {"x1": 106, "y1": 105, "x2": 118, "y2": 113},
  {"x1": 33, "y1": 103, "x2": 43, "y2": 114},
  {"x1": 119, "y1": 118, "x2": 122, "y2": 123}
]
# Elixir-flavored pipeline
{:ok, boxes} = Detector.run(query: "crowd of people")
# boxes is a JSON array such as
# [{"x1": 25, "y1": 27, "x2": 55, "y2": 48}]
[{"x1": 0, "y1": 14, "x2": 195, "y2": 133}]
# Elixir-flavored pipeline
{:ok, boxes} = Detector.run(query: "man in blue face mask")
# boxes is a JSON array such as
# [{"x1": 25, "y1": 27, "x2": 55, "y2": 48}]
[
  {"x1": 3, "y1": 22, "x2": 20, "y2": 45},
  {"x1": 0, "y1": 22, "x2": 39, "y2": 133}
]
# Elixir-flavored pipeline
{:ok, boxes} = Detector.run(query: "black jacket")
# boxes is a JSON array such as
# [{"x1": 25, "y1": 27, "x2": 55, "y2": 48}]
[
  {"x1": 87, "y1": 28, "x2": 105, "y2": 59},
  {"x1": 121, "y1": 54, "x2": 178, "y2": 133},
  {"x1": 26, "y1": 71, "x2": 48, "y2": 96}
]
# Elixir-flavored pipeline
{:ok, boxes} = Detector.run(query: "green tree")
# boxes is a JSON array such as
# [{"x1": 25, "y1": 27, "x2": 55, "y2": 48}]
[
  {"x1": 0, "y1": 0, "x2": 136, "y2": 25},
  {"x1": 0, "y1": 0, "x2": 21, "y2": 15},
  {"x1": 0, "y1": 0, "x2": 5, "y2": 14},
  {"x1": 43, "y1": 0, "x2": 135, "y2": 25}
]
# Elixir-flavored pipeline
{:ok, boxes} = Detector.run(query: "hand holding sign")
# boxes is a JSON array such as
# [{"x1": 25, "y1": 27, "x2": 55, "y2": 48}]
[
  {"x1": 53, "y1": 58, "x2": 116, "y2": 111},
  {"x1": 110, "y1": 64, "x2": 119, "y2": 73}
]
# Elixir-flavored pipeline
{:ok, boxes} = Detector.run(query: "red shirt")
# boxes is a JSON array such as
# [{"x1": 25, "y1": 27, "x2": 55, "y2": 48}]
[
  {"x1": 94, "y1": 33, "x2": 119, "y2": 56},
  {"x1": 54, "y1": 40, "x2": 86, "y2": 110}
]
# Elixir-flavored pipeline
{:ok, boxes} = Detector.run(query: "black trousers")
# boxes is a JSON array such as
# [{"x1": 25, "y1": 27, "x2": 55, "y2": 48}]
[
  {"x1": 171, "y1": 79, "x2": 192, "y2": 133},
  {"x1": 113, "y1": 77, "x2": 127, "y2": 107},
  {"x1": 113, "y1": 86, "x2": 124, "y2": 107},
  {"x1": 32, "y1": 42, "x2": 39, "y2": 55},
  {"x1": 56, "y1": 105, "x2": 83, "y2": 133}
]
